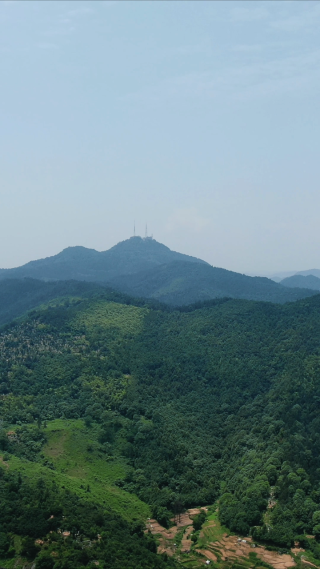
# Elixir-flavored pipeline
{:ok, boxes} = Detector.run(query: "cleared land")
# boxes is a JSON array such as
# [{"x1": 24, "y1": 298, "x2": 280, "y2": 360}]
[
  {"x1": 146, "y1": 508, "x2": 306, "y2": 569},
  {"x1": 0, "y1": 419, "x2": 149, "y2": 522}
]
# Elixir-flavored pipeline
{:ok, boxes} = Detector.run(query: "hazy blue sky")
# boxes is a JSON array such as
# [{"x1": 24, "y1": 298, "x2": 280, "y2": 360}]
[{"x1": 1, "y1": 1, "x2": 320, "y2": 274}]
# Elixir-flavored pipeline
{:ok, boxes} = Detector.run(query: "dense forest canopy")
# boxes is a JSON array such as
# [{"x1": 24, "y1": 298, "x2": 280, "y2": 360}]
[
  {"x1": 0, "y1": 468, "x2": 173, "y2": 569},
  {"x1": 2, "y1": 292, "x2": 320, "y2": 566}
]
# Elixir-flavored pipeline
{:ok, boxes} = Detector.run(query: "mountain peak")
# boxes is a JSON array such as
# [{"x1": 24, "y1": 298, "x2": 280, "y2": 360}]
[{"x1": 0, "y1": 237, "x2": 206, "y2": 283}]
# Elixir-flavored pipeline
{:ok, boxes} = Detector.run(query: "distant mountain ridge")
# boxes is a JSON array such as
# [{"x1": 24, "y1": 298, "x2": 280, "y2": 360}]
[
  {"x1": 270, "y1": 269, "x2": 320, "y2": 282},
  {"x1": 296, "y1": 269, "x2": 320, "y2": 279},
  {"x1": 0, "y1": 237, "x2": 206, "y2": 283},
  {"x1": 281, "y1": 274, "x2": 320, "y2": 291},
  {"x1": 111, "y1": 260, "x2": 317, "y2": 305},
  {"x1": 0, "y1": 237, "x2": 318, "y2": 307}
]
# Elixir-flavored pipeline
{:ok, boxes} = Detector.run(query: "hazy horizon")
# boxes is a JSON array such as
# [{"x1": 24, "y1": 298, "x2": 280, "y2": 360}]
[{"x1": 1, "y1": 1, "x2": 319, "y2": 274}]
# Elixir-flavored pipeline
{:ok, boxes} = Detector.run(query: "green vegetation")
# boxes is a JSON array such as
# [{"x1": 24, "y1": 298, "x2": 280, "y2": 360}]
[
  {"x1": 0, "y1": 238, "x2": 205, "y2": 285},
  {"x1": 112, "y1": 259, "x2": 318, "y2": 305},
  {"x1": 0, "y1": 278, "x2": 105, "y2": 327},
  {"x1": 192, "y1": 511, "x2": 206, "y2": 532},
  {"x1": 0, "y1": 467, "x2": 174, "y2": 569},
  {"x1": 0, "y1": 420, "x2": 150, "y2": 523},
  {"x1": 0, "y1": 237, "x2": 317, "y2": 309},
  {"x1": 281, "y1": 274, "x2": 320, "y2": 291},
  {"x1": 2, "y1": 292, "x2": 320, "y2": 566},
  {"x1": 196, "y1": 509, "x2": 229, "y2": 547},
  {"x1": 42, "y1": 419, "x2": 149, "y2": 520}
]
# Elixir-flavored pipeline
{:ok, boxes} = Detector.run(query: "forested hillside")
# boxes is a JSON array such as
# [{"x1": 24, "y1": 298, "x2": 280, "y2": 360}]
[
  {"x1": 281, "y1": 274, "x2": 320, "y2": 291},
  {"x1": 110, "y1": 260, "x2": 318, "y2": 305},
  {"x1": 2, "y1": 293, "x2": 320, "y2": 568},
  {"x1": 0, "y1": 277, "x2": 165, "y2": 328},
  {"x1": 0, "y1": 238, "x2": 317, "y2": 307},
  {"x1": 0, "y1": 237, "x2": 206, "y2": 283},
  {"x1": 0, "y1": 279, "x2": 106, "y2": 327},
  {"x1": 0, "y1": 469, "x2": 173, "y2": 569}
]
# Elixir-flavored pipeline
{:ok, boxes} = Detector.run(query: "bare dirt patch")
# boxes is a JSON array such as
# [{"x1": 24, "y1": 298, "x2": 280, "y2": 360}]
[
  {"x1": 181, "y1": 526, "x2": 194, "y2": 553},
  {"x1": 148, "y1": 507, "x2": 297, "y2": 569},
  {"x1": 196, "y1": 549, "x2": 218, "y2": 562},
  {"x1": 146, "y1": 519, "x2": 178, "y2": 541},
  {"x1": 205, "y1": 535, "x2": 296, "y2": 569},
  {"x1": 189, "y1": 508, "x2": 201, "y2": 517},
  {"x1": 176, "y1": 512, "x2": 193, "y2": 527}
]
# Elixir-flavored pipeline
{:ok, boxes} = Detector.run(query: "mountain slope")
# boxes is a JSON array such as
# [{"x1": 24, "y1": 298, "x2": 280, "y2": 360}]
[
  {"x1": 1, "y1": 238, "x2": 318, "y2": 308},
  {"x1": 0, "y1": 237, "x2": 206, "y2": 283},
  {"x1": 281, "y1": 273, "x2": 320, "y2": 290},
  {"x1": 0, "y1": 278, "x2": 106, "y2": 327},
  {"x1": 111, "y1": 260, "x2": 318, "y2": 305},
  {"x1": 2, "y1": 293, "x2": 320, "y2": 554}
]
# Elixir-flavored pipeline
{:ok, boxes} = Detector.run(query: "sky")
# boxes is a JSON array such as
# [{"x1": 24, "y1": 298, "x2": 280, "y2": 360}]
[{"x1": 1, "y1": 1, "x2": 320, "y2": 275}]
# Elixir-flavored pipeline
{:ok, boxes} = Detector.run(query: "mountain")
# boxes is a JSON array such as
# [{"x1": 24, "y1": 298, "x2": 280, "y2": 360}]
[
  {"x1": 0, "y1": 237, "x2": 206, "y2": 283},
  {"x1": 0, "y1": 278, "x2": 106, "y2": 327},
  {"x1": 296, "y1": 268, "x2": 320, "y2": 278},
  {"x1": 0, "y1": 237, "x2": 318, "y2": 307},
  {"x1": 2, "y1": 292, "x2": 320, "y2": 564},
  {"x1": 281, "y1": 273, "x2": 320, "y2": 291},
  {"x1": 256, "y1": 269, "x2": 320, "y2": 282},
  {"x1": 266, "y1": 270, "x2": 298, "y2": 282},
  {"x1": 111, "y1": 260, "x2": 318, "y2": 305}
]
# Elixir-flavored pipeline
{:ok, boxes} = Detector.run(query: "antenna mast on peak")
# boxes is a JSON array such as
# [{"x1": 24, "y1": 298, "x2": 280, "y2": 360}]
[
  {"x1": 133, "y1": 220, "x2": 136, "y2": 237},
  {"x1": 143, "y1": 223, "x2": 153, "y2": 240}
]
